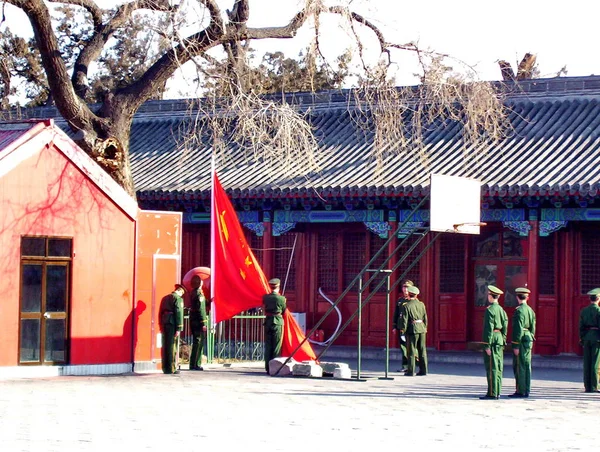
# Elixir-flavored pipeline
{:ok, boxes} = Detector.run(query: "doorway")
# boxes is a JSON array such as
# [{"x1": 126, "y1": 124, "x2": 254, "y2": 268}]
[{"x1": 469, "y1": 228, "x2": 529, "y2": 342}]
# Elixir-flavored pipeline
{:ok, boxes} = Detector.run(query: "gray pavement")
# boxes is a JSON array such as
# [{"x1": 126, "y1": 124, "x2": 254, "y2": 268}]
[{"x1": 0, "y1": 356, "x2": 596, "y2": 452}]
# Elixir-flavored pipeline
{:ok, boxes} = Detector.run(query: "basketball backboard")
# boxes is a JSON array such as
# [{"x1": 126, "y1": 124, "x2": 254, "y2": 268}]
[{"x1": 429, "y1": 174, "x2": 482, "y2": 234}]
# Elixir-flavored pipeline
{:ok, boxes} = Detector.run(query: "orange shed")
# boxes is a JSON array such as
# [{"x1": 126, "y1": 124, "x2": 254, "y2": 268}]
[{"x1": 0, "y1": 120, "x2": 181, "y2": 378}]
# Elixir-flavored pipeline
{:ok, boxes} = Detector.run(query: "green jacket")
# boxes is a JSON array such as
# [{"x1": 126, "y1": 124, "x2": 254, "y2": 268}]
[
  {"x1": 159, "y1": 291, "x2": 184, "y2": 331},
  {"x1": 190, "y1": 288, "x2": 208, "y2": 327},
  {"x1": 400, "y1": 298, "x2": 427, "y2": 334},
  {"x1": 579, "y1": 303, "x2": 600, "y2": 342},
  {"x1": 511, "y1": 303, "x2": 536, "y2": 346},
  {"x1": 262, "y1": 292, "x2": 287, "y2": 326},
  {"x1": 393, "y1": 297, "x2": 411, "y2": 330},
  {"x1": 482, "y1": 302, "x2": 508, "y2": 349}
]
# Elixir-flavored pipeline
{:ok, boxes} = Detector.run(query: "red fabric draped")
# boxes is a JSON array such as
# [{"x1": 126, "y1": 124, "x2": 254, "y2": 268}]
[{"x1": 211, "y1": 172, "x2": 316, "y2": 361}]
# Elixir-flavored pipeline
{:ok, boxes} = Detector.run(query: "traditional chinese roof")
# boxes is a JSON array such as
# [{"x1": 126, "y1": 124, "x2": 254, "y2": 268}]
[{"x1": 22, "y1": 75, "x2": 600, "y2": 211}]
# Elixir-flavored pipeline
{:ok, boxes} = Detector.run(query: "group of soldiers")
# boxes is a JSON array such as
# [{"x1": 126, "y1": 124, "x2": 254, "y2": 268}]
[{"x1": 157, "y1": 276, "x2": 600, "y2": 396}]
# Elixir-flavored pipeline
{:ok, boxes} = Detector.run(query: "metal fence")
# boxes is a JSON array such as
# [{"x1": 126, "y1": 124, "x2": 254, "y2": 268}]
[{"x1": 180, "y1": 309, "x2": 265, "y2": 364}]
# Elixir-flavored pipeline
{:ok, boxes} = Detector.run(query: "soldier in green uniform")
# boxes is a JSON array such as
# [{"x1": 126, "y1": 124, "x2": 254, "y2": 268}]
[
  {"x1": 159, "y1": 284, "x2": 185, "y2": 374},
  {"x1": 509, "y1": 287, "x2": 536, "y2": 398},
  {"x1": 480, "y1": 285, "x2": 508, "y2": 399},
  {"x1": 263, "y1": 278, "x2": 287, "y2": 374},
  {"x1": 400, "y1": 285, "x2": 428, "y2": 376},
  {"x1": 392, "y1": 279, "x2": 414, "y2": 372},
  {"x1": 189, "y1": 276, "x2": 208, "y2": 371},
  {"x1": 579, "y1": 288, "x2": 600, "y2": 392}
]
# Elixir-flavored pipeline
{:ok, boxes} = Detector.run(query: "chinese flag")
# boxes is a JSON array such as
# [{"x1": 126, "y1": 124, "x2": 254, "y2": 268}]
[{"x1": 211, "y1": 172, "x2": 317, "y2": 362}]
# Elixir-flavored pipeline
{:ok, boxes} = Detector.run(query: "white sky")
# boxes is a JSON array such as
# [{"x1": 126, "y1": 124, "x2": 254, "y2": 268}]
[{"x1": 3, "y1": 0, "x2": 600, "y2": 96}]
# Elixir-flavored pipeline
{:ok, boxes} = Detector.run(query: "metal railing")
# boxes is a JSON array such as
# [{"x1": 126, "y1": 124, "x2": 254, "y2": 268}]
[{"x1": 180, "y1": 309, "x2": 265, "y2": 364}]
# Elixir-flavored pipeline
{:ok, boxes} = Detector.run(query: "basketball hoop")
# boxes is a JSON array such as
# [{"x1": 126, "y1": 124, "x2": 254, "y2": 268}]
[{"x1": 453, "y1": 222, "x2": 487, "y2": 233}]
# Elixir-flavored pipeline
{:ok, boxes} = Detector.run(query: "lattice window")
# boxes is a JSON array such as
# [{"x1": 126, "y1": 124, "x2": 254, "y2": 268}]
[
  {"x1": 318, "y1": 232, "x2": 339, "y2": 292},
  {"x1": 539, "y1": 235, "x2": 555, "y2": 295},
  {"x1": 368, "y1": 233, "x2": 389, "y2": 293},
  {"x1": 182, "y1": 225, "x2": 210, "y2": 273},
  {"x1": 274, "y1": 234, "x2": 297, "y2": 291},
  {"x1": 343, "y1": 232, "x2": 366, "y2": 291},
  {"x1": 395, "y1": 239, "x2": 420, "y2": 287},
  {"x1": 439, "y1": 234, "x2": 465, "y2": 293},
  {"x1": 580, "y1": 230, "x2": 600, "y2": 294},
  {"x1": 249, "y1": 233, "x2": 264, "y2": 266}
]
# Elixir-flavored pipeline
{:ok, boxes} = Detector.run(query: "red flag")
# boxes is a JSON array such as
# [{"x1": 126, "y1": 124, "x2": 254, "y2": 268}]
[
  {"x1": 212, "y1": 172, "x2": 270, "y2": 322},
  {"x1": 211, "y1": 172, "x2": 316, "y2": 361},
  {"x1": 281, "y1": 310, "x2": 318, "y2": 362}
]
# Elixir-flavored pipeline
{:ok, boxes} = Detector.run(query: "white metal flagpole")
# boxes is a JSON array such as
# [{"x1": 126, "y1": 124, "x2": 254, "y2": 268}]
[{"x1": 210, "y1": 153, "x2": 216, "y2": 331}]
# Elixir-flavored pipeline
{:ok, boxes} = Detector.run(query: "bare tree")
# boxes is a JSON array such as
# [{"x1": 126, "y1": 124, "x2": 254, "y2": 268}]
[{"x1": 2, "y1": 0, "x2": 507, "y2": 196}]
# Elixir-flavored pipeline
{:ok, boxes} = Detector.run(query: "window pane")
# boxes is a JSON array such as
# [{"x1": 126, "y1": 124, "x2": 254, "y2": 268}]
[
  {"x1": 504, "y1": 265, "x2": 528, "y2": 308},
  {"x1": 20, "y1": 319, "x2": 40, "y2": 362},
  {"x1": 440, "y1": 234, "x2": 465, "y2": 293},
  {"x1": 21, "y1": 237, "x2": 45, "y2": 257},
  {"x1": 46, "y1": 265, "x2": 67, "y2": 312},
  {"x1": 502, "y1": 230, "x2": 526, "y2": 258},
  {"x1": 581, "y1": 230, "x2": 600, "y2": 294},
  {"x1": 475, "y1": 231, "x2": 500, "y2": 258},
  {"x1": 21, "y1": 265, "x2": 42, "y2": 312},
  {"x1": 45, "y1": 319, "x2": 66, "y2": 363},
  {"x1": 48, "y1": 239, "x2": 72, "y2": 257},
  {"x1": 368, "y1": 233, "x2": 388, "y2": 293},
  {"x1": 317, "y1": 232, "x2": 338, "y2": 292},
  {"x1": 343, "y1": 232, "x2": 366, "y2": 290},
  {"x1": 475, "y1": 264, "x2": 497, "y2": 307},
  {"x1": 539, "y1": 235, "x2": 555, "y2": 295},
  {"x1": 274, "y1": 234, "x2": 297, "y2": 291}
]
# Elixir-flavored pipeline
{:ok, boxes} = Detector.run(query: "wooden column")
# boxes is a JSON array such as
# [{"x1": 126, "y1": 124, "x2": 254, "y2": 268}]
[
  {"x1": 262, "y1": 216, "x2": 273, "y2": 281},
  {"x1": 527, "y1": 220, "x2": 539, "y2": 310}
]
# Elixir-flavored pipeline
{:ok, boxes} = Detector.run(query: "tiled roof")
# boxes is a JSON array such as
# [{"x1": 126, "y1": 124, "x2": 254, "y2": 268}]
[
  {"x1": 130, "y1": 76, "x2": 600, "y2": 202},
  {"x1": 18, "y1": 75, "x2": 600, "y2": 202},
  {"x1": 0, "y1": 122, "x2": 36, "y2": 152}
]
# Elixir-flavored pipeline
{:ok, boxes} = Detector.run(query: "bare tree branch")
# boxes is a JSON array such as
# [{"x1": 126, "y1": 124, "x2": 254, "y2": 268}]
[{"x1": 47, "y1": 0, "x2": 102, "y2": 26}]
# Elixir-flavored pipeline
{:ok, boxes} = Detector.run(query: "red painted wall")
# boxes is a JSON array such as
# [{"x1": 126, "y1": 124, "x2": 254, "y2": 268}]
[{"x1": 0, "y1": 140, "x2": 135, "y2": 366}]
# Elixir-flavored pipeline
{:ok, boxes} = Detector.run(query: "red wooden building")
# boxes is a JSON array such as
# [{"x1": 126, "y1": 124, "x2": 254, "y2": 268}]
[
  {"x1": 0, "y1": 120, "x2": 182, "y2": 377},
  {"x1": 25, "y1": 75, "x2": 600, "y2": 357}
]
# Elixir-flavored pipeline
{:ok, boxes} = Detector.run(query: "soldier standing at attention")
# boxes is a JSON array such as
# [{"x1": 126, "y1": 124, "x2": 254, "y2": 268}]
[
  {"x1": 189, "y1": 276, "x2": 208, "y2": 371},
  {"x1": 509, "y1": 287, "x2": 536, "y2": 398},
  {"x1": 263, "y1": 278, "x2": 287, "y2": 375},
  {"x1": 480, "y1": 285, "x2": 508, "y2": 400},
  {"x1": 400, "y1": 285, "x2": 428, "y2": 376},
  {"x1": 159, "y1": 284, "x2": 186, "y2": 374},
  {"x1": 392, "y1": 279, "x2": 414, "y2": 373},
  {"x1": 579, "y1": 288, "x2": 600, "y2": 393}
]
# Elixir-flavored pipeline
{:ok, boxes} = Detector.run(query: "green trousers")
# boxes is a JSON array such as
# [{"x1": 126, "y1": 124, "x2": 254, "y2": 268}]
[
  {"x1": 398, "y1": 335, "x2": 408, "y2": 366},
  {"x1": 512, "y1": 344, "x2": 532, "y2": 395},
  {"x1": 264, "y1": 323, "x2": 283, "y2": 372},
  {"x1": 483, "y1": 346, "x2": 504, "y2": 397},
  {"x1": 190, "y1": 329, "x2": 205, "y2": 369},
  {"x1": 161, "y1": 324, "x2": 178, "y2": 374},
  {"x1": 407, "y1": 333, "x2": 427, "y2": 374},
  {"x1": 582, "y1": 341, "x2": 600, "y2": 392}
]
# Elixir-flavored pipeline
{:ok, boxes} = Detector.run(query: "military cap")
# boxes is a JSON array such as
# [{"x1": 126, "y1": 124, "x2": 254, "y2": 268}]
[
  {"x1": 407, "y1": 285, "x2": 420, "y2": 295},
  {"x1": 487, "y1": 285, "x2": 504, "y2": 295},
  {"x1": 515, "y1": 287, "x2": 531, "y2": 294},
  {"x1": 587, "y1": 288, "x2": 600, "y2": 296},
  {"x1": 174, "y1": 283, "x2": 187, "y2": 293},
  {"x1": 402, "y1": 280, "x2": 414, "y2": 287},
  {"x1": 268, "y1": 278, "x2": 281, "y2": 286}
]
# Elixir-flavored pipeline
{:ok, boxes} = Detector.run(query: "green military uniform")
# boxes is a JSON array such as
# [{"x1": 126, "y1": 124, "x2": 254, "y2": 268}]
[
  {"x1": 393, "y1": 295, "x2": 411, "y2": 368},
  {"x1": 481, "y1": 285, "x2": 508, "y2": 399},
  {"x1": 510, "y1": 288, "x2": 536, "y2": 397},
  {"x1": 400, "y1": 286, "x2": 428, "y2": 376},
  {"x1": 579, "y1": 288, "x2": 600, "y2": 392},
  {"x1": 159, "y1": 287, "x2": 185, "y2": 374},
  {"x1": 263, "y1": 278, "x2": 287, "y2": 374},
  {"x1": 189, "y1": 287, "x2": 208, "y2": 370}
]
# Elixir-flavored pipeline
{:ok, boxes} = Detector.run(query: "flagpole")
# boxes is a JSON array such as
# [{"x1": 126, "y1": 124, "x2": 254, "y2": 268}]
[{"x1": 210, "y1": 153, "x2": 216, "y2": 332}]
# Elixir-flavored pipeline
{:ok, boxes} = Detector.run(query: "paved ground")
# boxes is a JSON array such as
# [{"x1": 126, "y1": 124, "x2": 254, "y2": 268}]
[{"x1": 0, "y1": 358, "x2": 596, "y2": 452}]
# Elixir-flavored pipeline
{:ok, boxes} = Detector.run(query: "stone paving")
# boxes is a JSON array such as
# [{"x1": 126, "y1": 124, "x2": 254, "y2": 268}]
[{"x1": 0, "y1": 359, "x2": 596, "y2": 452}]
